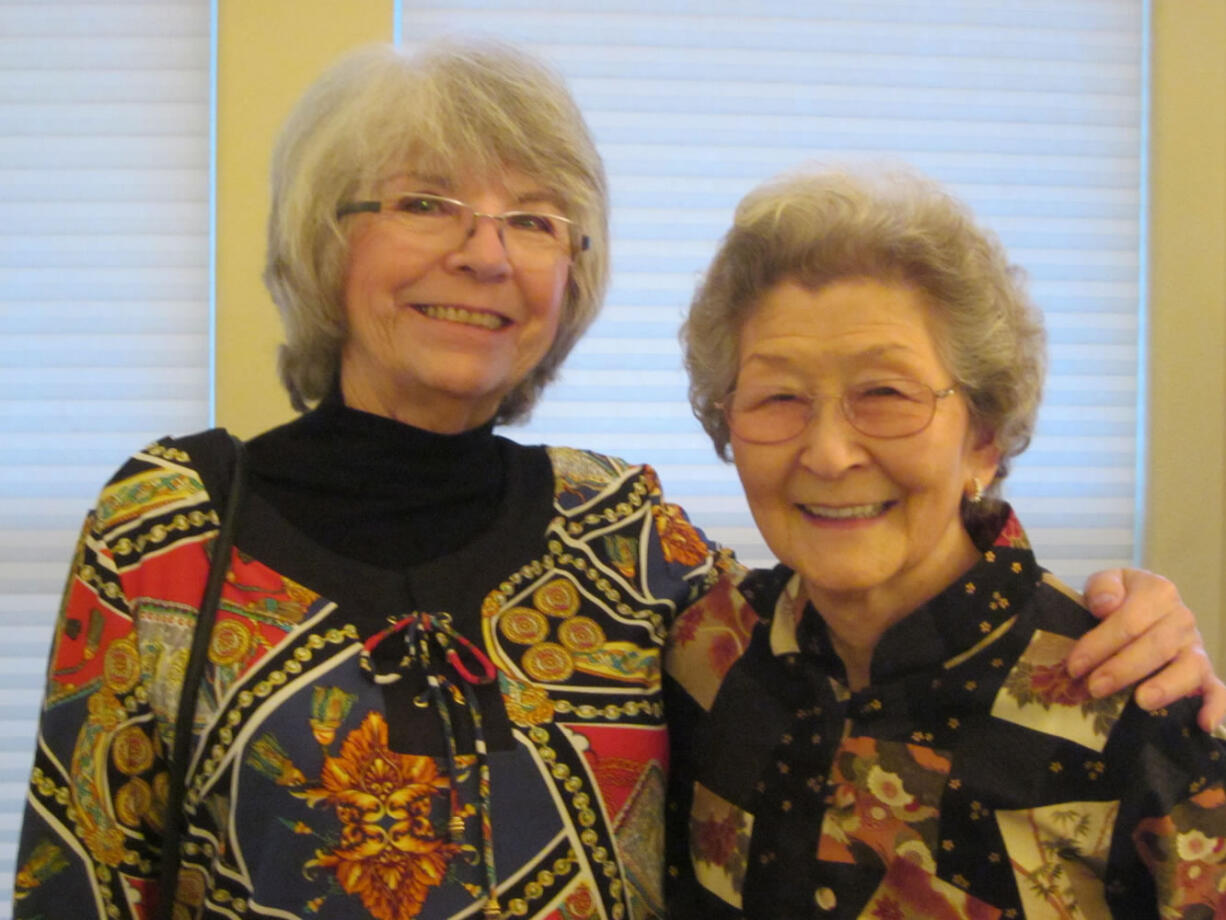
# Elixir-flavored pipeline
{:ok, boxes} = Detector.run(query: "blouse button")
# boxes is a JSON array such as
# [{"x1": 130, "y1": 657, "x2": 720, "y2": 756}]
[{"x1": 814, "y1": 886, "x2": 837, "y2": 910}]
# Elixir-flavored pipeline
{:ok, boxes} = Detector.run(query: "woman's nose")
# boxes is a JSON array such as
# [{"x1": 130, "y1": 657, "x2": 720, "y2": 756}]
[
  {"x1": 445, "y1": 214, "x2": 512, "y2": 280},
  {"x1": 796, "y1": 400, "x2": 868, "y2": 476}
]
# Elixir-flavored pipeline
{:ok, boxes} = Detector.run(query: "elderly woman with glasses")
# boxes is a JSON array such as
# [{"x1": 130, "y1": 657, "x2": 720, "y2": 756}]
[
  {"x1": 664, "y1": 165, "x2": 1226, "y2": 919},
  {"x1": 12, "y1": 42, "x2": 1225, "y2": 920}
]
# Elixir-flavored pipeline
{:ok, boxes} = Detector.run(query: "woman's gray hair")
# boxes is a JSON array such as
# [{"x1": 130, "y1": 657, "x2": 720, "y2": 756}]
[
  {"x1": 683, "y1": 164, "x2": 1046, "y2": 510},
  {"x1": 263, "y1": 40, "x2": 609, "y2": 421}
]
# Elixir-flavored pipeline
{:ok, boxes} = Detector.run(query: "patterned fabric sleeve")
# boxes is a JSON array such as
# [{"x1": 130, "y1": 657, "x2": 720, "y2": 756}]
[
  {"x1": 13, "y1": 440, "x2": 220, "y2": 919},
  {"x1": 546, "y1": 449, "x2": 740, "y2": 614},
  {"x1": 639, "y1": 463, "x2": 742, "y2": 608},
  {"x1": 1126, "y1": 710, "x2": 1226, "y2": 914}
]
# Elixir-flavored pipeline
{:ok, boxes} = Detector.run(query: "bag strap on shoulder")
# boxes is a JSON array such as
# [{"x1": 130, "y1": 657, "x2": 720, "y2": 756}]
[{"x1": 157, "y1": 431, "x2": 246, "y2": 919}]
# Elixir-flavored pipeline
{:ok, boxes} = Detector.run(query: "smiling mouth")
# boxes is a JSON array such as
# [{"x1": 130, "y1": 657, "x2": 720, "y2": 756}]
[
  {"x1": 412, "y1": 304, "x2": 509, "y2": 330},
  {"x1": 799, "y1": 501, "x2": 894, "y2": 520}
]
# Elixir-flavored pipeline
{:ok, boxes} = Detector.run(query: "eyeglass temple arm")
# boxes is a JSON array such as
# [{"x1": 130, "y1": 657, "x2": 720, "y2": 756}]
[{"x1": 336, "y1": 201, "x2": 383, "y2": 219}]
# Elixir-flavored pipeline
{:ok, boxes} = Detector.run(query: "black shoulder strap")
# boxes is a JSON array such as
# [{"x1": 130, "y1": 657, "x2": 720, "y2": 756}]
[{"x1": 156, "y1": 431, "x2": 246, "y2": 919}]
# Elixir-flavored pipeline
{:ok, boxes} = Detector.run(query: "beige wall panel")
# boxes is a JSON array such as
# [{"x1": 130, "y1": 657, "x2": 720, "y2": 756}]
[
  {"x1": 215, "y1": 0, "x2": 392, "y2": 437},
  {"x1": 1147, "y1": 1, "x2": 1226, "y2": 661}
]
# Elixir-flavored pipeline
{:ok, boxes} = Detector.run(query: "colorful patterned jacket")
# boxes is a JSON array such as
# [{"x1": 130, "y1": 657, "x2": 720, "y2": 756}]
[
  {"x1": 665, "y1": 509, "x2": 1226, "y2": 919},
  {"x1": 15, "y1": 431, "x2": 731, "y2": 920}
]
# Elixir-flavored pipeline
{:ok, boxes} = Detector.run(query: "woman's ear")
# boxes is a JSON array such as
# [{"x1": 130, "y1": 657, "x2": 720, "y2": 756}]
[{"x1": 968, "y1": 426, "x2": 1002, "y2": 491}]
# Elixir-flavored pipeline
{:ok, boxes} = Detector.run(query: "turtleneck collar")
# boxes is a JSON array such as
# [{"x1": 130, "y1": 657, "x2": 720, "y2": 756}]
[{"x1": 244, "y1": 388, "x2": 507, "y2": 568}]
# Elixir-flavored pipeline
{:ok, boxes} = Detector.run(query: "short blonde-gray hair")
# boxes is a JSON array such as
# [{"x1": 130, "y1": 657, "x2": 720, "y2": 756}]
[
  {"x1": 683, "y1": 165, "x2": 1046, "y2": 502},
  {"x1": 264, "y1": 40, "x2": 609, "y2": 420}
]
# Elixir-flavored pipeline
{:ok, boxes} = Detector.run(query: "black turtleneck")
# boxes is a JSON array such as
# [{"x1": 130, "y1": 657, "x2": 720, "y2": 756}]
[{"x1": 244, "y1": 390, "x2": 507, "y2": 570}]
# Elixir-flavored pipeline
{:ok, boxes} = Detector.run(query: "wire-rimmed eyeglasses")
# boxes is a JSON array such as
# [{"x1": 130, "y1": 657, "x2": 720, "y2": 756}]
[
  {"x1": 720, "y1": 378, "x2": 959, "y2": 443},
  {"x1": 336, "y1": 192, "x2": 589, "y2": 265}
]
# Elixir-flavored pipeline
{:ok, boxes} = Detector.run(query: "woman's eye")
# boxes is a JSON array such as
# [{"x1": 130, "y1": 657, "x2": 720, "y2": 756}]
[
  {"x1": 742, "y1": 390, "x2": 804, "y2": 412},
  {"x1": 855, "y1": 380, "x2": 922, "y2": 401},
  {"x1": 506, "y1": 212, "x2": 559, "y2": 236},
  {"x1": 395, "y1": 195, "x2": 450, "y2": 215}
]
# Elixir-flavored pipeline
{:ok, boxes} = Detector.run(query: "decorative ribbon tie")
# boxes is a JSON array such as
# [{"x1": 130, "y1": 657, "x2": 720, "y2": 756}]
[{"x1": 358, "y1": 612, "x2": 502, "y2": 917}]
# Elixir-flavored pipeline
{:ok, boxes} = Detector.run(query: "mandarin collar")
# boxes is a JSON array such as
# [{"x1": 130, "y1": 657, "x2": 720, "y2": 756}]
[{"x1": 752, "y1": 505, "x2": 1042, "y2": 685}]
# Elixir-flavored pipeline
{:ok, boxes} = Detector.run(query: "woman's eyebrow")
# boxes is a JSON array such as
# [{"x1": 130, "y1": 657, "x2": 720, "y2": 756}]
[
  {"x1": 738, "y1": 352, "x2": 802, "y2": 372},
  {"x1": 383, "y1": 172, "x2": 453, "y2": 192},
  {"x1": 512, "y1": 188, "x2": 567, "y2": 212},
  {"x1": 741, "y1": 343, "x2": 911, "y2": 365},
  {"x1": 847, "y1": 343, "x2": 912, "y2": 360}
]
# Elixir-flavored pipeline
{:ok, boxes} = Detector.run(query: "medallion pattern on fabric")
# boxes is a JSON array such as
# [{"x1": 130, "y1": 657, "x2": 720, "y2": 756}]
[{"x1": 15, "y1": 437, "x2": 726, "y2": 920}]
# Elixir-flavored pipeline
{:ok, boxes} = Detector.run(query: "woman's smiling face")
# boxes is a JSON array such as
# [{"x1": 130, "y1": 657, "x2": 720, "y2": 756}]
[
  {"x1": 730, "y1": 276, "x2": 1001, "y2": 612},
  {"x1": 339, "y1": 168, "x2": 571, "y2": 432}
]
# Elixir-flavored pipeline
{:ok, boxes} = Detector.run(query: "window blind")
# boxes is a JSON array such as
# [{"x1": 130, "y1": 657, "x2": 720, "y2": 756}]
[
  {"x1": 0, "y1": 1, "x2": 210, "y2": 908},
  {"x1": 398, "y1": 1, "x2": 1145, "y2": 585}
]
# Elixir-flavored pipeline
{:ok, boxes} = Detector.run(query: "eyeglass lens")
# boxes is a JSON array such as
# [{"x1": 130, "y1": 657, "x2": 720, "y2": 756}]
[
  {"x1": 726, "y1": 379, "x2": 943, "y2": 442},
  {"x1": 389, "y1": 194, "x2": 574, "y2": 262}
]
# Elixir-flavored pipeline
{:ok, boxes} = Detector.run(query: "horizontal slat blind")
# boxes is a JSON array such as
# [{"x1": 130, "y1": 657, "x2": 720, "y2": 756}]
[
  {"x1": 0, "y1": 1, "x2": 210, "y2": 910},
  {"x1": 400, "y1": 1, "x2": 1144, "y2": 583}
]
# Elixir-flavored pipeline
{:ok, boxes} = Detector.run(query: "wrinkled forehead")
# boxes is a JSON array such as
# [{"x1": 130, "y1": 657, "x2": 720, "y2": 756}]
[{"x1": 735, "y1": 276, "x2": 954, "y2": 368}]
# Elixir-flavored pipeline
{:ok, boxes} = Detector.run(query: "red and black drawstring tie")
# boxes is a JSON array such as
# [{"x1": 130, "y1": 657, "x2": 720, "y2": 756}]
[{"x1": 358, "y1": 612, "x2": 503, "y2": 918}]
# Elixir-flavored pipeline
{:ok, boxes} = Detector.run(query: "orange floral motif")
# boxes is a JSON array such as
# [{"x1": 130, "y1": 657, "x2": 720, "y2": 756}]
[
  {"x1": 819, "y1": 737, "x2": 947, "y2": 870},
  {"x1": 298, "y1": 712, "x2": 460, "y2": 920},
  {"x1": 693, "y1": 811, "x2": 746, "y2": 867},
  {"x1": 861, "y1": 857, "x2": 1001, "y2": 919},
  {"x1": 1135, "y1": 785, "x2": 1226, "y2": 917},
  {"x1": 640, "y1": 465, "x2": 663, "y2": 495},
  {"x1": 708, "y1": 633, "x2": 746, "y2": 678},
  {"x1": 672, "y1": 577, "x2": 761, "y2": 668},
  {"x1": 995, "y1": 630, "x2": 1127, "y2": 749},
  {"x1": 1026, "y1": 661, "x2": 1090, "y2": 707},
  {"x1": 652, "y1": 504, "x2": 710, "y2": 566}
]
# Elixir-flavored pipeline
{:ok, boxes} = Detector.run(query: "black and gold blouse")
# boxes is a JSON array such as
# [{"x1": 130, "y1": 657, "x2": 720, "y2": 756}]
[{"x1": 665, "y1": 507, "x2": 1226, "y2": 918}]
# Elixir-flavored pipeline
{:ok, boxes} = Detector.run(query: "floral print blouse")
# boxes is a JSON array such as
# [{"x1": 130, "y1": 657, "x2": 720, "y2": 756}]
[{"x1": 664, "y1": 507, "x2": 1226, "y2": 919}]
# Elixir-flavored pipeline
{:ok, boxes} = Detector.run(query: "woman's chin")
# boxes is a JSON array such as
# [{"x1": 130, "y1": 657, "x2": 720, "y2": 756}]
[{"x1": 788, "y1": 548, "x2": 896, "y2": 600}]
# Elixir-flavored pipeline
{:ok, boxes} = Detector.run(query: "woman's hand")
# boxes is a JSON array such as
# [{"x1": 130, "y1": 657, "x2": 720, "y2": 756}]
[{"x1": 1067, "y1": 568, "x2": 1226, "y2": 732}]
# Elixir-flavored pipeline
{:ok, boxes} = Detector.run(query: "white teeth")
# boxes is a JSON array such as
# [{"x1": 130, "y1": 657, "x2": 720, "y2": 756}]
[
  {"x1": 801, "y1": 503, "x2": 886, "y2": 520},
  {"x1": 416, "y1": 304, "x2": 506, "y2": 330}
]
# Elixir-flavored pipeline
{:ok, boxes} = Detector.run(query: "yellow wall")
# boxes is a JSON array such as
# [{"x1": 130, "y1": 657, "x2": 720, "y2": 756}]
[
  {"x1": 214, "y1": 4, "x2": 1226, "y2": 656},
  {"x1": 1146, "y1": 0, "x2": 1226, "y2": 661},
  {"x1": 215, "y1": 0, "x2": 393, "y2": 438}
]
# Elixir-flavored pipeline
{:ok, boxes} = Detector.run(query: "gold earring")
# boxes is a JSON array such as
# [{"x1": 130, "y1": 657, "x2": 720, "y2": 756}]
[{"x1": 968, "y1": 477, "x2": 984, "y2": 504}]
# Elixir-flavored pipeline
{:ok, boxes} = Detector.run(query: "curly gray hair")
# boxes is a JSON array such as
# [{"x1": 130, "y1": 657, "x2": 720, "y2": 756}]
[{"x1": 683, "y1": 164, "x2": 1046, "y2": 512}]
